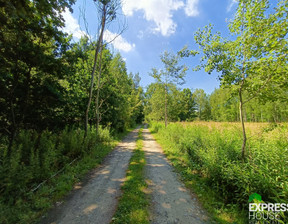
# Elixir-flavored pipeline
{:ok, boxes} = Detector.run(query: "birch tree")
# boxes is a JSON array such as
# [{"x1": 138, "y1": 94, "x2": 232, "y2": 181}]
[
  {"x1": 85, "y1": 0, "x2": 121, "y2": 136},
  {"x1": 192, "y1": 0, "x2": 288, "y2": 159}
]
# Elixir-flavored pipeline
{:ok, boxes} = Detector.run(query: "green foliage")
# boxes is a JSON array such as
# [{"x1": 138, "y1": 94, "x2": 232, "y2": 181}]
[
  {"x1": 145, "y1": 83, "x2": 287, "y2": 123},
  {"x1": 209, "y1": 87, "x2": 288, "y2": 122},
  {"x1": 0, "y1": 0, "x2": 76, "y2": 137},
  {"x1": 0, "y1": 3, "x2": 143, "y2": 145},
  {"x1": 0, "y1": 126, "x2": 116, "y2": 224},
  {"x1": 150, "y1": 121, "x2": 288, "y2": 223},
  {"x1": 112, "y1": 129, "x2": 149, "y2": 224},
  {"x1": 148, "y1": 50, "x2": 189, "y2": 126},
  {"x1": 144, "y1": 84, "x2": 196, "y2": 122},
  {"x1": 0, "y1": 1, "x2": 142, "y2": 223},
  {"x1": 192, "y1": 0, "x2": 288, "y2": 101},
  {"x1": 64, "y1": 41, "x2": 143, "y2": 131},
  {"x1": 193, "y1": 88, "x2": 211, "y2": 120}
]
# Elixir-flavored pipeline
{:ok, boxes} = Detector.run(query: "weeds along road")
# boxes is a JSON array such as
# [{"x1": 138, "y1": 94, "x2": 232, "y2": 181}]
[
  {"x1": 40, "y1": 127, "x2": 209, "y2": 224},
  {"x1": 143, "y1": 128, "x2": 209, "y2": 224}
]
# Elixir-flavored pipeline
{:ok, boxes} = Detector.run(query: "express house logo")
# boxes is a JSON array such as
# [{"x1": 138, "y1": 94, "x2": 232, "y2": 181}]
[{"x1": 248, "y1": 193, "x2": 287, "y2": 223}]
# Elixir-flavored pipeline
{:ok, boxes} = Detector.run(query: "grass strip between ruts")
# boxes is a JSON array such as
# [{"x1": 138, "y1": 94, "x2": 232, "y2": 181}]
[{"x1": 112, "y1": 128, "x2": 149, "y2": 224}]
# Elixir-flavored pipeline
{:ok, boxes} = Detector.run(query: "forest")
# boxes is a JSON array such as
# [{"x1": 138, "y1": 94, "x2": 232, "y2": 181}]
[{"x1": 0, "y1": 0, "x2": 287, "y2": 223}]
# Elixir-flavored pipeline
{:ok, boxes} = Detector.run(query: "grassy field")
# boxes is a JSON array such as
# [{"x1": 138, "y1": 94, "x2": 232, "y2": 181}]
[{"x1": 150, "y1": 121, "x2": 288, "y2": 223}]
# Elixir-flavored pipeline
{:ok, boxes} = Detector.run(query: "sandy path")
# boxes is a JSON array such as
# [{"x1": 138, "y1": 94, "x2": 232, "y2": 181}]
[
  {"x1": 143, "y1": 128, "x2": 209, "y2": 224},
  {"x1": 39, "y1": 128, "x2": 139, "y2": 224}
]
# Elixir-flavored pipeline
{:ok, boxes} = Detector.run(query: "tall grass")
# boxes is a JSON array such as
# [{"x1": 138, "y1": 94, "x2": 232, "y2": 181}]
[
  {"x1": 0, "y1": 126, "x2": 116, "y2": 224},
  {"x1": 150, "y1": 121, "x2": 288, "y2": 223}
]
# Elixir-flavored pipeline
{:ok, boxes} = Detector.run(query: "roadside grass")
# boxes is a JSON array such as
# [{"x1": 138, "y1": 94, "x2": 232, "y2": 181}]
[
  {"x1": 0, "y1": 126, "x2": 134, "y2": 224},
  {"x1": 149, "y1": 121, "x2": 288, "y2": 224},
  {"x1": 112, "y1": 128, "x2": 149, "y2": 224},
  {"x1": 151, "y1": 135, "x2": 246, "y2": 224}
]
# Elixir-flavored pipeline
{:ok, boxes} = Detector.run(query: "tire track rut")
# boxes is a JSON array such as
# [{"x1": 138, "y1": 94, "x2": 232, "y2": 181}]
[
  {"x1": 143, "y1": 127, "x2": 209, "y2": 224},
  {"x1": 40, "y1": 128, "x2": 139, "y2": 224}
]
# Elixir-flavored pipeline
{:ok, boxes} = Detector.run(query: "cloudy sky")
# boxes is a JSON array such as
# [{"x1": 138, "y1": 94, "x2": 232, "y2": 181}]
[{"x1": 63, "y1": 0, "x2": 239, "y2": 94}]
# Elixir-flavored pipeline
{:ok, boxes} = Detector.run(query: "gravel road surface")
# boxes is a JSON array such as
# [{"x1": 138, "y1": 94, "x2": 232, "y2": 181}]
[
  {"x1": 40, "y1": 127, "x2": 209, "y2": 224},
  {"x1": 143, "y1": 127, "x2": 209, "y2": 224},
  {"x1": 39, "y1": 128, "x2": 139, "y2": 224}
]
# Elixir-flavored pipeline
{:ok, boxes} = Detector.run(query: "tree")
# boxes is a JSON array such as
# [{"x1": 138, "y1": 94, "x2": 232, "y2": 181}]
[
  {"x1": 193, "y1": 89, "x2": 211, "y2": 120},
  {"x1": 144, "y1": 83, "x2": 166, "y2": 122},
  {"x1": 66, "y1": 40, "x2": 142, "y2": 132},
  {"x1": 177, "y1": 88, "x2": 196, "y2": 121},
  {"x1": 62, "y1": 37, "x2": 112, "y2": 126},
  {"x1": 209, "y1": 88, "x2": 239, "y2": 121},
  {"x1": 85, "y1": 0, "x2": 121, "y2": 136},
  {"x1": 0, "y1": 0, "x2": 75, "y2": 155},
  {"x1": 144, "y1": 84, "x2": 196, "y2": 122},
  {"x1": 150, "y1": 51, "x2": 188, "y2": 127},
  {"x1": 128, "y1": 73, "x2": 144, "y2": 125},
  {"x1": 192, "y1": 0, "x2": 288, "y2": 159}
]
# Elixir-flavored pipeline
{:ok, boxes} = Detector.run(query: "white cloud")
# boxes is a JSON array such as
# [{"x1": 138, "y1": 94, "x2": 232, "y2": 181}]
[
  {"x1": 227, "y1": 0, "x2": 238, "y2": 12},
  {"x1": 62, "y1": 10, "x2": 87, "y2": 39},
  {"x1": 184, "y1": 0, "x2": 199, "y2": 17},
  {"x1": 122, "y1": 0, "x2": 185, "y2": 36},
  {"x1": 103, "y1": 30, "x2": 135, "y2": 52}
]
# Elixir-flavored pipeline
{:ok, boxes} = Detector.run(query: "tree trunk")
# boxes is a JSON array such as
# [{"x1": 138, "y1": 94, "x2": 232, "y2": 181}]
[
  {"x1": 239, "y1": 1, "x2": 247, "y2": 161},
  {"x1": 95, "y1": 43, "x2": 104, "y2": 135},
  {"x1": 84, "y1": 5, "x2": 107, "y2": 137},
  {"x1": 239, "y1": 87, "x2": 246, "y2": 160}
]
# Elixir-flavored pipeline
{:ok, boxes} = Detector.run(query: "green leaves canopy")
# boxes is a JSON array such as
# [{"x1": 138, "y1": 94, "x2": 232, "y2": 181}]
[{"x1": 193, "y1": 0, "x2": 288, "y2": 101}]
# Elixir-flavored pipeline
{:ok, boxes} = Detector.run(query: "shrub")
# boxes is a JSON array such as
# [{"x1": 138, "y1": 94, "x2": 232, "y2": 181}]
[{"x1": 0, "y1": 125, "x2": 116, "y2": 224}]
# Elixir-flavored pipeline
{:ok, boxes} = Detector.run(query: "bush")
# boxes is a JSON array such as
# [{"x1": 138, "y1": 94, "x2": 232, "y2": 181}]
[{"x1": 0, "y1": 125, "x2": 115, "y2": 224}]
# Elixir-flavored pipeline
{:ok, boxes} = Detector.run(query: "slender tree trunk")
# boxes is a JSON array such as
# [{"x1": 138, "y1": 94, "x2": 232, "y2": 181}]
[
  {"x1": 239, "y1": 1, "x2": 247, "y2": 160},
  {"x1": 261, "y1": 110, "x2": 263, "y2": 122},
  {"x1": 164, "y1": 84, "x2": 167, "y2": 127},
  {"x1": 95, "y1": 43, "x2": 104, "y2": 135},
  {"x1": 239, "y1": 86, "x2": 246, "y2": 160},
  {"x1": 84, "y1": 5, "x2": 107, "y2": 137}
]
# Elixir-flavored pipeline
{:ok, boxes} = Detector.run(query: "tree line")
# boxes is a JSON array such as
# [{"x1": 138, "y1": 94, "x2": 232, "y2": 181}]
[
  {"x1": 0, "y1": 0, "x2": 143, "y2": 153},
  {"x1": 145, "y1": 85, "x2": 288, "y2": 123}
]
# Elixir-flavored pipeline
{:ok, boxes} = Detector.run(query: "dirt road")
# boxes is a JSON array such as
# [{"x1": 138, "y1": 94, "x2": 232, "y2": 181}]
[
  {"x1": 40, "y1": 128, "x2": 139, "y2": 224},
  {"x1": 40, "y1": 127, "x2": 209, "y2": 224},
  {"x1": 143, "y1": 128, "x2": 209, "y2": 224}
]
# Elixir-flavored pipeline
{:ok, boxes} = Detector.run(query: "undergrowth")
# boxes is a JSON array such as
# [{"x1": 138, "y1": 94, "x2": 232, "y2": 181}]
[
  {"x1": 0, "y1": 126, "x2": 131, "y2": 224},
  {"x1": 112, "y1": 128, "x2": 149, "y2": 224},
  {"x1": 149, "y1": 121, "x2": 288, "y2": 223}
]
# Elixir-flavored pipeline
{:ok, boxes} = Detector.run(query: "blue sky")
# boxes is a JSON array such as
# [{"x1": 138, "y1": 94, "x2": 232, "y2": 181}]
[{"x1": 63, "y1": 0, "x2": 239, "y2": 94}]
